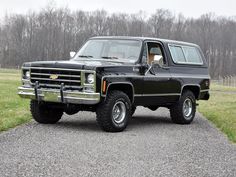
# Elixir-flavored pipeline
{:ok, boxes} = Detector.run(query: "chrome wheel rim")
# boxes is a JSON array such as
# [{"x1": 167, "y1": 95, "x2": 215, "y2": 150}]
[
  {"x1": 112, "y1": 101, "x2": 126, "y2": 124},
  {"x1": 183, "y1": 98, "x2": 193, "y2": 118}
]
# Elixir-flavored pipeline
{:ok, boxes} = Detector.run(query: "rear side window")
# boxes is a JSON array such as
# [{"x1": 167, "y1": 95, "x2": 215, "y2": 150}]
[
  {"x1": 169, "y1": 45, "x2": 203, "y2": 65},
  {"x1": 182, "y1": 46, "x2": 202, "y2": 63},
  {"x1": 169, "y1": 46, "x2": 186, "y2": 62}
]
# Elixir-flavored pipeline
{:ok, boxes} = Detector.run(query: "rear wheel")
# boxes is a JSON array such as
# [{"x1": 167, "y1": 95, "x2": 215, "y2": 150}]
[
  {"x1": 170, "y1": 90, "x2": 196, "y2": 124},
  {"x1": 30, "y1": 100, "x2": 63, "y2": 124},
  {"x1": 96, "y1": 90, "x2": 131, "y2": 132}
]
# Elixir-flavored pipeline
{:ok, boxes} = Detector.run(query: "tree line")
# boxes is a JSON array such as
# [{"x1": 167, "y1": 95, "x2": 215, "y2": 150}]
[{"x1": 0, "y1": 6, "x2": 236, "y2": 78}]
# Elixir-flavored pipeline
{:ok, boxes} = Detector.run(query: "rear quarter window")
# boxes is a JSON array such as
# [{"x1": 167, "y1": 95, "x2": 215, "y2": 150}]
[
  {"x1": 168, "y1": 44, "x2": 203, "y2": 65},
  {"x1": 169, "y1": 46, "x2": 186, "y2": 63}
]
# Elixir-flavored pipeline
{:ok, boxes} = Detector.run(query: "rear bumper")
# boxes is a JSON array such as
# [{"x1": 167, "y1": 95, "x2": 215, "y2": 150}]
[{"x1": 18, "y1": 86, "x2": 100, "y2": 105}]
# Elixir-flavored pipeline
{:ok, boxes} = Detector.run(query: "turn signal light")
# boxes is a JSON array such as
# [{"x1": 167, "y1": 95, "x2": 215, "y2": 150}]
[{"x1": 102, "y1": 80, "x2": 107, "y2": 93}]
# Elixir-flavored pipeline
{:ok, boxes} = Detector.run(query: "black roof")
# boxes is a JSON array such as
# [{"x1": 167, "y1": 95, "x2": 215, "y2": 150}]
[{"x1": 91, "y1": 36, "x2": 198, "y2": 47}]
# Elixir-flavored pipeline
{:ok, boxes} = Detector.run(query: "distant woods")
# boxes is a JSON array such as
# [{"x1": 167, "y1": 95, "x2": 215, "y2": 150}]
[{"x1": 0, "y1": 7, "x2": 236, "y2": 78}]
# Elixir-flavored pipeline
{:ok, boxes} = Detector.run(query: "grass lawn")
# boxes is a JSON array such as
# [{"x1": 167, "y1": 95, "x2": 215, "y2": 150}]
[
  {"x1": 210, "y1": 83, "x2": 236, "y2": 92},
  {"x1": 198, "y1": 85, "x2": 236, "y2": 143},
  {"x1": 0, "y1": 69, "x2": 31, "y2": 131}
]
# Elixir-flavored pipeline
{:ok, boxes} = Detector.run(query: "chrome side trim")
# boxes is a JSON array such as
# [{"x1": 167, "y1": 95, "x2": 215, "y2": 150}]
[
  {"x1": 134, "y1": 93, "x2": 181, "y2": 97},
  {"x1": 101, "y1": 74, "x2": 210, "y2": 79}
]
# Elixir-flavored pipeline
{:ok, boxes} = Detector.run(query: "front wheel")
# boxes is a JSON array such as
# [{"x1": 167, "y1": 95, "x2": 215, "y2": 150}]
[
  {"x1": 30, "y1": 100, "x2": 63, "y2": 124},
  {"x1": 96, "y1": 90, "x2": 131, "y2": 132},
  {"x1": 170, "y1": 90, "x2": 196, "y2": 124}
]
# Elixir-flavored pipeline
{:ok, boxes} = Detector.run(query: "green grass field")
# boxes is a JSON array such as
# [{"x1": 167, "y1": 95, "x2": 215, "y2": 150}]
[
  {"x1": 0, "y1": 69, "x2": 31, "y2": 131},
  {"x1": 198, "y1": 89, "x2": 236, "y2": 143},
  {"x1": 0, "y1": 69, "x2": 235, "y2": 143},
  {"x1": 210, "y1": 83, "x2": 236, "y2": 92}
]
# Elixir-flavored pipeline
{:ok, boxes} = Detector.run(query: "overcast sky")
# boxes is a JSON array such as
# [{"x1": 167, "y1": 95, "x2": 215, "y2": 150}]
[{"x1": 0, "y1": 0, "x2": 236, "y2": 18}]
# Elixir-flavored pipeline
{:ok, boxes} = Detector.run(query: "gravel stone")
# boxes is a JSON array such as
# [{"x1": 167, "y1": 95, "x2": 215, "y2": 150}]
[{"x1": 0, "y1": 107, "x2": 235, "y2": 177}]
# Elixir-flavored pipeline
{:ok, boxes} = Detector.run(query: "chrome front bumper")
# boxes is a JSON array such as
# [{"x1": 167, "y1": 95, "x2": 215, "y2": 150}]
[{"x1": 18, "y1": 86, "x2": 100, "y2": 105}]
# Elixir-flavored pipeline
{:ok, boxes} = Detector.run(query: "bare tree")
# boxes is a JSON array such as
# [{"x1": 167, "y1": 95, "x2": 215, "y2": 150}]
[{"x1": 0, "y1": 6, "x2": 235, "y2": 78}]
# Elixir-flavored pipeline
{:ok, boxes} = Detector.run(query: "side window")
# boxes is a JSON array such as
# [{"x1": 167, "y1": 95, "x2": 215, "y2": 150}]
[
  {"x1": 182, "y1": 47, "x2": 202, "y2": 64},
  {"x1": 146, "y1": 42, "x2": 165, "y2": 65},
  {"x1": 169, "y1": 45, "x2": 186, "y2": 63},
  {"x1": 169, "y1": 45, "x2": 203, "y2": 65}
]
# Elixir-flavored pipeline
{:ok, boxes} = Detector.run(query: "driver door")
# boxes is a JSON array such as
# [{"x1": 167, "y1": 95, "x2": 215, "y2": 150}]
[{"x1": 141, "y1": 41, "x2": 179, "y2": 105}]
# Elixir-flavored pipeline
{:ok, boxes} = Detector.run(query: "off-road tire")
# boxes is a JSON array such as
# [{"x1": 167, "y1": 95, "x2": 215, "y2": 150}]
[
  {"x1": 170, "y1": 90, "x2": 196, "y2": 124},
  {"x1": 30, "y1": 100, "x2": 63, "y2": 124},
  {"x1": 96, "y1": 90, "x2": 131, "y2": 132}
]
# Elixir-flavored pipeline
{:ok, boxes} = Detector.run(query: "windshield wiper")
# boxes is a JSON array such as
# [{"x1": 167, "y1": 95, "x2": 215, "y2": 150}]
[
  {"x1": 78, "y1": 55, "x2": 93, "y2": 58},
  {"x1": 101, "y1": 56, "x2": 118, "y2": 59}
]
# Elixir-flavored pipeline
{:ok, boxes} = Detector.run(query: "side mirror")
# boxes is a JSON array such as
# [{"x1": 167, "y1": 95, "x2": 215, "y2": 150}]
[
  {"x1": 153, "y1": 55, "x2": 164, "y2": 67},
  {"x1": 70, "y1": 51, "x2": 76, "y2": 58}
]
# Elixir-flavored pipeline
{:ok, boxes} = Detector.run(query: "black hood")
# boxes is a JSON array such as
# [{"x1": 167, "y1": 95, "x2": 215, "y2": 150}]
[{"x1": 23, "y1": 59, "x2": 132, "y2": 70}]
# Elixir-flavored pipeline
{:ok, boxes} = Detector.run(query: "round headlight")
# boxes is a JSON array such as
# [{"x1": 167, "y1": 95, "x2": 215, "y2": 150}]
[
  {"x1": 87, "y1": 74, "x2": 94, "y2": 84},
  {"x1": 25, "y1": 71, "x2": 30, "y2": 79}
]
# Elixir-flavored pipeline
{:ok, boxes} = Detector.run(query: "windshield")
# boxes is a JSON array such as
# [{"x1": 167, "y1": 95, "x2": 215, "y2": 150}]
[{"x1": 73, "y1": 39, "x2": 142, "y2": 62}]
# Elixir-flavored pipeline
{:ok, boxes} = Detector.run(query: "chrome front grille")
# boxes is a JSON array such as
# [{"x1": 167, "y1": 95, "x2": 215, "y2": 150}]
[{"x1": 30, "y1": 67, "x2": 82, "y2": 89}]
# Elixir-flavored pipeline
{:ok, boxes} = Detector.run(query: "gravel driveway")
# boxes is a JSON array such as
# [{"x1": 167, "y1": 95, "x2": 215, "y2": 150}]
[{"x1": 0, "y1": 107, "x2": 235, "y2": 177}]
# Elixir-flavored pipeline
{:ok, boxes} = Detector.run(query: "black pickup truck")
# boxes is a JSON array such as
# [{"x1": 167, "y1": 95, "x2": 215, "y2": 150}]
[{"x1": 18, "y1": 36, "x2": 210, "y2": 132}]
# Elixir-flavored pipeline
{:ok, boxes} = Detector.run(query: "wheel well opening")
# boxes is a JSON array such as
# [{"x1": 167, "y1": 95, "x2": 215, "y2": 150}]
[
  {"x1": 182, "y1": 86, "x2": 200, "y2": 99},
  {"x1": 107, "y1": 84, "x2": 133, "y2": 103}
]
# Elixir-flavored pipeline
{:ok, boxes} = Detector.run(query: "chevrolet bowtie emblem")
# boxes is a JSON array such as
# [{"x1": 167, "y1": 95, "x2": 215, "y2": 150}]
[{"x1": 50, "y1": 74, "x2": 58, "y2": 80}]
